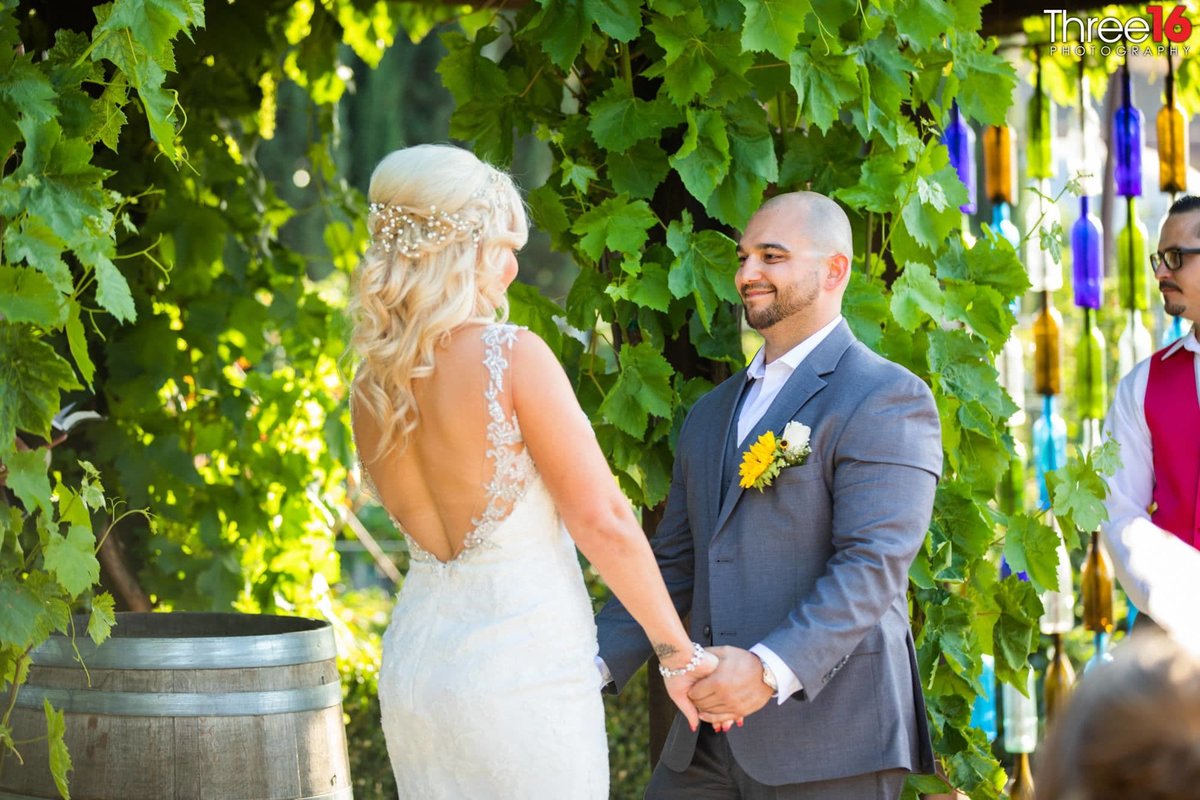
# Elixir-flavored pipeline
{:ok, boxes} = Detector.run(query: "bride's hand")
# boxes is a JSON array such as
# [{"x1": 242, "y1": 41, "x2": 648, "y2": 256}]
[{"x1": 661, "y1": 648, "x2": 719, "y2": 732}]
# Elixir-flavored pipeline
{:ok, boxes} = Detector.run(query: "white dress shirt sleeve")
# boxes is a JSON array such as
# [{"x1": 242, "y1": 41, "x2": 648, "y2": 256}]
[
  {"x1": 1101, "y1": 354, "x2": 1200, "y2": 649},
  {"x1": 749, "y1": 643, "x2": 801, "y2": 704}
]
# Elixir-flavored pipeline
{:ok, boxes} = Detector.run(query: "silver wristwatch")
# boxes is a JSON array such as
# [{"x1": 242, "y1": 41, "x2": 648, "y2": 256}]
[{"x1": 758, "y1": 657, "x2": 778, "y2": 694}]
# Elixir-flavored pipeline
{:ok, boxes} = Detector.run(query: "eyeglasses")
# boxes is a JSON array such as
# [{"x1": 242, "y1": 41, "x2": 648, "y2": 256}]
[{"x1": 1150, "y1": 247, "x2": 1200, "y2": 271}]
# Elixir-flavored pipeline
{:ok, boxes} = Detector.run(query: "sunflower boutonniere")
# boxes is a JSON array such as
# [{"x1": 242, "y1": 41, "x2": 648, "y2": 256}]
[{"x1": 738, "y1": 421, "x2": 812, "y2": 491}]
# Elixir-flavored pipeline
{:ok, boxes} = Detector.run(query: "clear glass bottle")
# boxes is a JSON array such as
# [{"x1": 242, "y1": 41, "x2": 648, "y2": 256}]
[
  {"x1": 1118, "y1": 311, "x2": 1153, "y2": 378},
  {"x1": 1024, "y1": 181, "x2": 1063, "y2": 293}
]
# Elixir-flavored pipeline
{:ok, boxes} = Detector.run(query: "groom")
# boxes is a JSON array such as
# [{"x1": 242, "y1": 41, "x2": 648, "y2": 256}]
[{"x1": 596, "y1": 192, "x2": 940, "y2": 798}]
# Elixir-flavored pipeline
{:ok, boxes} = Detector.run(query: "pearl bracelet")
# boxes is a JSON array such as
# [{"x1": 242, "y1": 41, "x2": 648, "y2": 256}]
[{"x1": 658, "y1": 642, "x2": 707, "y2": 679}]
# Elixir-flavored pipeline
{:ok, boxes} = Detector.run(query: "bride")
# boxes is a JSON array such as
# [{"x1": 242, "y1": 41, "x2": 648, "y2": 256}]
[{"x1": 348, "y1": 144, "x2": 716, "y2": 797}]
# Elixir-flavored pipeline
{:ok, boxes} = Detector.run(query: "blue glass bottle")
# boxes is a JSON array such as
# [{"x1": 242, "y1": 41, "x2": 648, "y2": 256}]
[
  {"x1": 944, "y1": 100, "x2": 977, "y2": 214},
  {"x1": 1072, "y1": 195, "x2": 1102, "y2": 309},
  {"x1": 1114, "y1": 64, "x2": 1144, "y2": 198},
  {"x1": 1033, "y1": 395, "x2": 1067, "y2": 510}
]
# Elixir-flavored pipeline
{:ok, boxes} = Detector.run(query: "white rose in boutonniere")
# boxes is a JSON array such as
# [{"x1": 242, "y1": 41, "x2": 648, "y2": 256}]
[{"x1": 738, "y1": 421, "x2": 813, "y2": 491}]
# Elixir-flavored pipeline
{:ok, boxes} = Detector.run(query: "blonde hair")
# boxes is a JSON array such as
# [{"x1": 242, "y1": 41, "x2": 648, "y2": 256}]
[
  {"x1": 348, "y1": 144, "x2": 528, "y2": 462},
  {"x1": 1036, "y1": 632, "x2": 1200, "y2": 800}
]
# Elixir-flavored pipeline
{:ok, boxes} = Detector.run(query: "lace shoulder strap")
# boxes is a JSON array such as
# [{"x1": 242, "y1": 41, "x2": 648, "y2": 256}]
[{"x1": 458, "y1": 323, "x2": 535, "y2": 554}]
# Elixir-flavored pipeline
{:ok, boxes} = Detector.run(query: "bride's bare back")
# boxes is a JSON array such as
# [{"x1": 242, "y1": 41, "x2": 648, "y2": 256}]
[{"x1": 353, "y1": 323, "x2": 523, "y2": 563}]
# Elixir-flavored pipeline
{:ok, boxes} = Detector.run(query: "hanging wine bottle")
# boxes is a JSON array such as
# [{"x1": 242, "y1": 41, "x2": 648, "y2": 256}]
[
  {"x1": 1039, "y1": 513, "x2": 1074, "y2": 635},
  {"x1": 1003, "y1": 670, "x2": 1037, "y2": 758},
  {"x1": 1158, "y1": 53, "x2": 1188, "y2": 195},
  {"x1": 944, "y1": 100, "x2": 977, "y2": 214},
  {"x1": 1116, "y1": 198, "x2": 1149, "y2": 312},
  {"x1": 1072, "y1": 195, "x2": 1102, "y2": 310},
  {"x1": 984, "y1": 124, "x2": 1014, "y2": 204},
  {"x1": 1118, "y1": 310, "x2": 1153, "y2": 378},
  {"x1": 1033, "y1": 395, "x2": 1067, "y2": 511},
  {"x1": 1075, "y1": 315, "x2": 1107, "y2": 421},
  {"x1": 1033, "y1": 302, "x2": 1062, "y2": 396},
  {"x1": 1044, "y1": 632, "x2": 1076, "y2": 725},
  {"x1": 1028, "y1": 61, "x2": 1054, "y2": 181},
  {"x1": 970, "y1": 654, "x2": 998, "y2": 742},
  {"x1": 991, "y1": 201, "x2": 1020, "y2": 246},
  {"x1": 1072, "y1": 74, "x2": 1104, "y2": 197},
  {"x1": 1114, "y1": 61, "x2": 1144, "y2": 198},
  {"x1": 1081, "y1": 530, "x2": 1114, "y2": 633},
  {"x1": 1006, "y1": 752, "x2": 1036, "y2": 800}
]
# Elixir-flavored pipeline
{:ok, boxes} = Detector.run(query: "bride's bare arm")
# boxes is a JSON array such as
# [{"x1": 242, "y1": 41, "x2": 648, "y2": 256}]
[{"x1": 511, "y1": 331, "x2": 714, "y2": 715}]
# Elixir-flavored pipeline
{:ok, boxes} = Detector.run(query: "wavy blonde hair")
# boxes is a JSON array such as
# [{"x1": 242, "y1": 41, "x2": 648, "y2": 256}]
[{"x1": 349, "y1": 144, "x2": 527, "y2": 462}]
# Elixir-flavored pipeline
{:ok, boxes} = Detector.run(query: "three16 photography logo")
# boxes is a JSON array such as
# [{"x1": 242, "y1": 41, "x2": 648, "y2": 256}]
[{"x1": 1046, "y1": 5, "x2": 1194, "y2": 56}]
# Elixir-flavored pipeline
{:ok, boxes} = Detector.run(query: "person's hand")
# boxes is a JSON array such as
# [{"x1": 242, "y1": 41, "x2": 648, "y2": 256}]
[
  {"x1": 688, "y1": 646, "x2": 772, "y2": 730},
  {"x1": 661, "y1": 648, "x2": 719, "y2": 732}
]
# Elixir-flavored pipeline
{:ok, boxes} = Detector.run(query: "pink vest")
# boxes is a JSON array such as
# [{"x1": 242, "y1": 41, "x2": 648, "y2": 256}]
[{"x1": 1145, "y1": 344, "x2": 1200, "y2": 548}]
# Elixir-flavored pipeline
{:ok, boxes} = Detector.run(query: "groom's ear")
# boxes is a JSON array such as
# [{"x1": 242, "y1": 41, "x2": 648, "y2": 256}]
[{"x1": 824, "y1": 253, "x2": 850, "y2": 289}]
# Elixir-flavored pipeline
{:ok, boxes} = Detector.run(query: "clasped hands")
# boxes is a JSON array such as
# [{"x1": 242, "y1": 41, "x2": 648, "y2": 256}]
[{"x1": 663, "y1": 646, "x2": 773, "y2": 733}]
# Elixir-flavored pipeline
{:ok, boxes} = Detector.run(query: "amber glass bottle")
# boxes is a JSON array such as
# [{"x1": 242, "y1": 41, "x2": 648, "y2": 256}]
[
  {"x1": 1033, "y1": 301, "x2": 1062, "y2": 396},
  {"x1": 1082, "y1": 530, "x2": 1115, "y2": 632}
]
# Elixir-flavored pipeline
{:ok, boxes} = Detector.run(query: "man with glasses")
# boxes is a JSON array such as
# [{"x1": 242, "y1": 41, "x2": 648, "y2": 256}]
[{"x1": 1103, "y1": 194, "x2": 1200, "y2": 642}]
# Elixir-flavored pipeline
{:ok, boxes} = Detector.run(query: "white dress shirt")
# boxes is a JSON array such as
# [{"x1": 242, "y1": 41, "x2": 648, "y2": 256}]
[
  {"x1": 741, "y1": 315, "x2": 843, "y2": 703},
  {"x1": 1101, "y1": 326, "x2": 1200, "y2": 649}
]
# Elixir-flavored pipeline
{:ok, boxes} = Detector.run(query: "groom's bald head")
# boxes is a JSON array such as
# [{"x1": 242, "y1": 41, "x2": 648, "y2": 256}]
[{"x1": 755, "y1": 192, "x2": 853, "y2": 263}]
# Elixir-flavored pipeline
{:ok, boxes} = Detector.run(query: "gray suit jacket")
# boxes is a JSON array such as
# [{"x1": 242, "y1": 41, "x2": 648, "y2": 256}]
[{"x1": 596, "y1": 321, "x2": 940, "y2": 787}]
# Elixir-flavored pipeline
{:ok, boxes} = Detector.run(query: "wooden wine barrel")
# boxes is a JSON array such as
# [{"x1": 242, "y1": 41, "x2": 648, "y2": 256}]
[{"x1": 0, "y1": 613, "x2": 352, "y2": 800}]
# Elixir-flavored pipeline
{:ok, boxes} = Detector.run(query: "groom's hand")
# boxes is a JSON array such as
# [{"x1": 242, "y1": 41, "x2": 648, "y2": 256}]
[{"x1": 688, "y1": 646, "x2": 772, "y2": 724}]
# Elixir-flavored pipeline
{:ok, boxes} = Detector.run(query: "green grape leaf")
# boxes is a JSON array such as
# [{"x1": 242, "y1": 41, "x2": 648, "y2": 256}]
[
  {"x1": 669, "y1": 108, "x2": 730, "y2": 205},
  {"x1": 4, "y1": 218, "x2": 72, "y2": 294},
  {"x1": 606, "y1": 140, "x2": 671, "y2": 200},
  {"x1": 600, "y1": 341, "x2": 675, "y2": 437},
  {"x1": 834, "y1": 150, "x2": 906, "y2": 213},
  {"x1": 1003, "y1": 513, "x2": 1061, "y2": 593},
  {"x1": 44, "y1": 524, "x2": 100, "y2": 598},
  {"x1": 788, "y1": 49, "x2": 859, "y2": 134},
  {"x1": 0, "y1": 324, "x2": 82, "y2": 443},
  {"x1": 45, "y1": 697, "x2": 72, "y2": 800},
  {"x1": 88, "y1": 591, "x2": 117, "y2": 646},
  {"x1": 992, "y1": 575, "x2": 1041, "y2": 687},
  {"x1": 507, "y1": 280, "x2": 568, "y2": 354},
  {"x1": 781, "y1": 123, "x2": 864, "y2": 197},
  {"x1": 570, "y1": 195, "x2": 658, "y2": 263},
  {"x1": 586, "y1": 0, "x2": 642, "y2": 42},
  {"x1": 666, "y1": 213, "x2": 739, "y2": 331},
  {"x1": 739, "y1": 0, "x2": 812, "y2": 59},
  {"x1": 890, "y1": 262, "x2": 944, "y2": 332},
  {"x1": 842, "y1": 271, "x2": 889, "y2": 351},
  {"x1": 5, "y1": 448, "x2": 53, "y2": 517},
  {"x1": 93, "y1": 253, "x2": 137, "y2": 323},
  {"x1": 0, "y1": 578, "x2": 47, "y2": 649},
  {"x1": 952, "y1": 37, "x2": 1017, "y2": 127},
  {"x1": 91, "y1": 71, "x2": 129, "y2": 152},
  {"x1": 587, "y1": 83, "x2": 682, "y2": 153},
  {"x1": 1048, "y1": 450, "x2": 1112, "y2": 536},
  {"x1": 525, "y1": 0, "x2": 590, "y2": 70},
  {"x1": 0, "y1": 265, "x2": 67, "y2": 327},
  {"x1": 648, "y1": 9, "x2": 716, "y2": 104},
  {"x1": 894, "y1": 0, "x2": 953, "y2": 52},
  {"x1": 612, "y1": 261, "x2": 673, "y2": 313},
  {"x1": 927, "y1": 329, "x2": 1016, "y2": 423},
  {"x1": 0, "y1": 58, "x2": 58, "y2": 123},
  {"x1": 936, "y1": 232, "x2": 1030, "y2": 303}
]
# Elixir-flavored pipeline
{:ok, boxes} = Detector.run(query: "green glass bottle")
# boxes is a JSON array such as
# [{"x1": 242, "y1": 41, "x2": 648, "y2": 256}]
[
  {"x1": 1116, "y1": 199, "x2": 1149, "y2": 312},
  {"x1": 1074, "y1": 320, "x2": 1107, "y2": 420},
  {"x1": 1027, "y1": 87, "x2": 1054, "y2": 180}
]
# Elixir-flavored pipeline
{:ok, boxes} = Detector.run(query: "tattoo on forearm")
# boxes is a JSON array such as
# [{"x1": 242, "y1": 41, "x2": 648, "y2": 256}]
[{"x1": 654, "y1": 643, "x2": 678, "y2": 660}]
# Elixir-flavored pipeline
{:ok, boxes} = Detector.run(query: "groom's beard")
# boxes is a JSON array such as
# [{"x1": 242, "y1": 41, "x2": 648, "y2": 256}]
[
  {"x1": 1160, "y1": 279, "x2": 1187, "y2": 317},
  {"x1": 742, "y1": 280, "x2": 817, "y2": 330}
]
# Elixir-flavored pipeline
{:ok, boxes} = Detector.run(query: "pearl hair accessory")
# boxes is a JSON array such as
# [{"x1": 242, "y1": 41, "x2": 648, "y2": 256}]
[
  {"x1": 368, "y1": 166, "x2": 507, "y2": 258},
  {"x1": 367, "y1": 202, "x2": 482, "y2": 258}
]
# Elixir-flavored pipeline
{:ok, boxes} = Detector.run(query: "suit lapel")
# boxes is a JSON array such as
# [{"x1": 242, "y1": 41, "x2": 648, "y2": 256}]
[
  {"x1": 710, "y1": 321, "x2": 857, "y2": 540},
  {"x1": 703, "y1": 368, "x2": 752, "y2": 532}
]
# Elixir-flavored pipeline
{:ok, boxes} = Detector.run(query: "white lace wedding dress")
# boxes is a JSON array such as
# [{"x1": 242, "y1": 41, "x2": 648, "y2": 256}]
[{"x1": 377, "y1": 323, "x2": 609, "y2": 798}]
